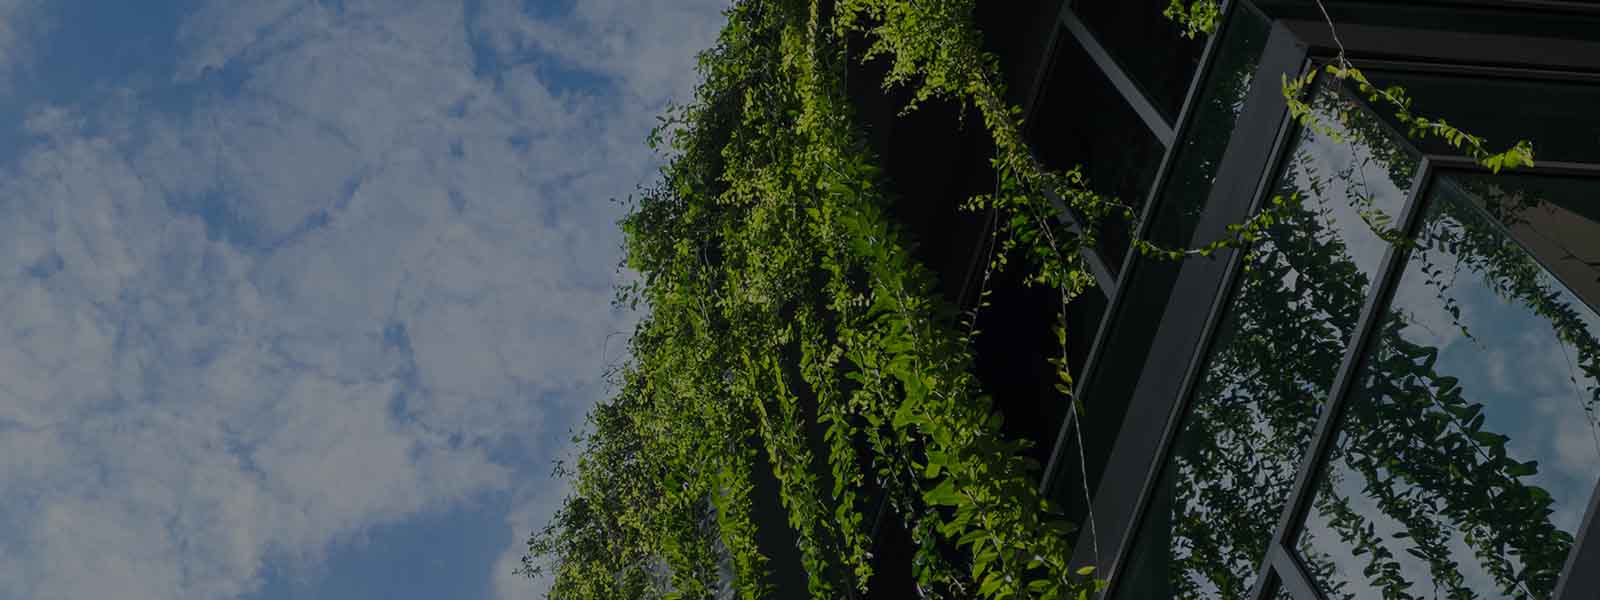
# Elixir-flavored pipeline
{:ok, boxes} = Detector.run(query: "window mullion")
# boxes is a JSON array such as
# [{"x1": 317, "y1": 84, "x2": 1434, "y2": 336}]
[
  {"x1": 1264, "y1": 158, "x2": 1436, "y2": 568},
  {"x1": 1058, "y1": 10, "x2": 1176, "y2": 146},
  {"x1": 1067, "y1": 15, "x2": 1308, "y2": 592},
  {"x1": 1268, "y1": 544, "x2": 1322, "y2": 600},
  {"x1": 1554, "y1": 479, "x2": 1600, "y2": 600}
]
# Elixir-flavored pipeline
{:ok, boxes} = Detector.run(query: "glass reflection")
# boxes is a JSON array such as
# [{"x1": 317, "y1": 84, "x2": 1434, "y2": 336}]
[
  {"x1": 1048, "y1": 5, "x2": 1271, "y2": 541},
  {"x1": 1361, "y1": 71, "x2": 1600, "y2": 165},
  {"x1": 1143, "y1": 8, "x2": 1268, "y2": 251},
  {"x1": 1113, "y1": 78, "x2": 1418, "y2": 599},
  {"x1": 1296, "y1": 174, "x2": 1600, "y2": 599}
]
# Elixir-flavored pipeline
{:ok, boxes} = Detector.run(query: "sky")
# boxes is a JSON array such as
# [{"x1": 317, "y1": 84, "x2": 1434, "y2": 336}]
[{"x1": 0, "y1": 1, "x2": 727, "y2": 599}]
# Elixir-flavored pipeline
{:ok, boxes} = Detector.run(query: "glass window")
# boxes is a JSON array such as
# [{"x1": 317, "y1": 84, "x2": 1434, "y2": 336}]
[
  {"x1": 1112, "y1": 76, "x2": 1419, "y2": 599},
  {"x1": 1254, "y1": 0, "x2": 1600, "y2": 46},
  {"x1": 1295, "y1": 173, "x2": 1600, "y2": 600},
  {"x1": 1361, "y1": 71, "x2": 1600, "y2": 165},
  {"x1": 1141, "y1": 8, "x2": 1271, "y2": 253},
  {"x1": 1028, "y1": 30, "x2": 1164, "y2": 272},
  {"x1": 1465, "y1": 174, "x2": 1600, "y2": 313},
  {"x1": 1070, "y1": 0, "x2": 1206, "y2": 123},
  {"x1": 1269, "y1": 580, "x2": 1295, "y2": 600},
  {"x1": 1055, "y1": 4, "x2": 1271, "y2": 534}
]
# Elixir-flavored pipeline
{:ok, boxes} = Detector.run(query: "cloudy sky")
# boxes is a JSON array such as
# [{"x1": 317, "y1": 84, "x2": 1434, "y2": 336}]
[{"x1": 0, "y1": 1, "x2": 726, "y2": 598}]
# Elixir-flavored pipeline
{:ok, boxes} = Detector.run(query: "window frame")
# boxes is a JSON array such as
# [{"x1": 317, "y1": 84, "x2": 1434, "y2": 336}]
[
  {"x1": 1266, "y1": 157, "x2": 1600, "y2": 600},
  {"x1": 1031, "y1": 0, "x2": 1246, "y2": 495},
  {"x1": 1057, "y1": 0, "x2": 1311, "y2": 584},
  {"x1": 1064, "y1": 0, "x2": 1600, "y2": 597}
]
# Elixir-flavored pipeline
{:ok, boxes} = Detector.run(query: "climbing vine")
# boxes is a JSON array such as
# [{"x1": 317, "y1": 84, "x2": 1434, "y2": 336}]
[{"x1": 520, "y1": 0, "x2": 1565, "y2": 599}]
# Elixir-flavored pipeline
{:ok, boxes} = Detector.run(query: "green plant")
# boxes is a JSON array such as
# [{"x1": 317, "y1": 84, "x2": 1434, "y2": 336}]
[{"x1": 522, "y1": 1, "x2": 1554, "y2": 599}]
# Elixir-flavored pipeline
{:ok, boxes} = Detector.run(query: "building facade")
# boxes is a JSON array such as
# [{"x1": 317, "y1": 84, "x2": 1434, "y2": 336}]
[{"x1": 847, "y1": 0, "x2": 1600, "y2": 598}]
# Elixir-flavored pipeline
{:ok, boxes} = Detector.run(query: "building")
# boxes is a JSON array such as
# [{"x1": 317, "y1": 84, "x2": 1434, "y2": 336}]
[{"x1": 844, "y1": 0, "x2": 1600, "y2": 598}]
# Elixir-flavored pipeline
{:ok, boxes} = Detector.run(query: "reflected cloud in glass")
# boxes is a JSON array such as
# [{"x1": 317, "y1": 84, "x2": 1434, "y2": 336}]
[
  {"x1": 1297, "y1": 173, "x2": 1600, "y2": 600},
  {"x1": 1115, "y1": 77, "x2": 1418, "y2": 599}
]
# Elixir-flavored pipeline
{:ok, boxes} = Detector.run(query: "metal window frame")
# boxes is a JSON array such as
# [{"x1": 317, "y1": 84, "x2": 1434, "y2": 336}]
[
  {"x1": 1094, "y1": 56, "x2": 1307, "y2": 596},
  {"x1": 1038, "y1": 0, "x2": 1247, "y2": 498},
  {"x1": 1263, "y1": 160, "x2": 1600, "y2": 600},
  {"x1": 1255, "y1": 156, "x2": 1437, "y2": 600},
  {"x1": 1060, "y1": 9, "x2": 1311, "y2": 587},
  {"x1": 1057, "y1": 10, "x2": 1176, "y2": 146},
  {"x1": 1256, "y1": 57, "x2": 1600, "y2": 599},
  {"x1": 1556, "y1": 478, "x2": 1600, "y2": 600},
  {"x1": 1018, "y1": 0, "x2": 1200, "y2": 295},
  {"x1": 1064, "y1": 2, "x2": 1600, "y2": 595}
]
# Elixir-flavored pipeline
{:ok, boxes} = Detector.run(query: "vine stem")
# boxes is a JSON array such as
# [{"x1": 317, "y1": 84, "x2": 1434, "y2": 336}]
[{"x1": 1312, "y1": 0, "x2": 1351, "y2": 69}]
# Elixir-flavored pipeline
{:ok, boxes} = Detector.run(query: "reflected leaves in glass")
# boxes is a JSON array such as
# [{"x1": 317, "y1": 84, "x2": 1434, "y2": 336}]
[
  {"x1": 1360, "y1": 71, "x2": 1600, "y2": 165},
  {"x1": 1296, "y1": 175, "x2": 1600, "y2": 600},
  {"x1": 1114, "y1": 79, "x2": 1418, "y2": 599},
  {"x1": 1047, "y1": 6, "x2": 1271, "y2": 531},
  {"x1": 1143, "y1": 7, "x2": 1269, "y2": 251},
  {"x1": 1271, "y1": 580, "x2": 1296, "y2": 600}
]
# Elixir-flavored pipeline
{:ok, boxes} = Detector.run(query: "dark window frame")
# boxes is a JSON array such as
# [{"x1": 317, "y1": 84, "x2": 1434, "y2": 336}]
[
  {"x1": 1022, "y1": 0, "x2": 1189, "y2": 294},
  {"x1": 1039, "y1": 0, "x2": 1272, "y2": 502},
  {"x1": 1061, "y1": 1, "x2": 1600, "y2": 597},
  {"x1": 1059, "y1": 0, "x2": 1310, "y2": 583},
  {"x1": 1267, "y1": 159, "x2": 1600, "y2": 600}
]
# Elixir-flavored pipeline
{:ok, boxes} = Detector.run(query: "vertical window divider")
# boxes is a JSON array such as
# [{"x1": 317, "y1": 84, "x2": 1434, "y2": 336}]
[
  {"x1": 1041, "y1": 187, "x2": 1120, "y2": 293},
  {"x1": 1267, "y1": 544, "x2": 1321, "y2": 600},
  {"x1": 1081, "y1": 16, "x2": 1305, "y2": 595},
  {"x1": 1020, "y1": 1, "x2": 1068, "y2": 121},
  {"x1": 1098, "y1": 94, "x2": 1303, "y2": 600},
  {"x1": 1037, "y1": 0, "x2": 1240, "y2": 498},
  {"x1": 1015, "y1": 3, "x2": 1119, "y2": 298},
  {"x1": 1554, "y1": 478, "x2": 1600, "y2": 600},
  {"x1": 1264, "y1": 157, "x2": 1436, "y2": 577},
  {"x1": 1058, "y1": 10, "x2": 1176, "y2": 146}
]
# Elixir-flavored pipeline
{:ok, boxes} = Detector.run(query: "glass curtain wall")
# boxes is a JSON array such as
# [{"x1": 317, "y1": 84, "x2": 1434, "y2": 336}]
[
  {"x1": 1295, "y1": 173, "x2": 1600, "y2": 599},
  {"x1": 1113, "y1": 75, "x2": 1420, "y2": 600},
  {"x1": 1111, "y1": 64, "x2": 1600, "y2": 600}
]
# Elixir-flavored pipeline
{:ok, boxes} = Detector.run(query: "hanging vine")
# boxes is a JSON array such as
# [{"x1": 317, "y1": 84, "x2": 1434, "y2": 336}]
[{"x1": 520, "y1": 0, "x2": 1562, "y2": 598}]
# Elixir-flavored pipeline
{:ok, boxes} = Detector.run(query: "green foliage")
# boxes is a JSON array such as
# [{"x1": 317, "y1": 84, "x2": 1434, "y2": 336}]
[
  {"x1": 1164, "y1": 0, "x2": 1222, "y2": 38},
  {"x1": 1284, "y1": 64, "x2": 1537, "y2": 174},
  {"x1": 527, "y1": 0, "x2": 1114, "y2": 596},
  {"x1": 524, "y1": 1, "x2": 1561, "y2": 599}
]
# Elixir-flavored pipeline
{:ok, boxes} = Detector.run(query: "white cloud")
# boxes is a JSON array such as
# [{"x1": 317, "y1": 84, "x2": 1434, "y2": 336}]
[
  {"x1": 0, "y1": 0, "x2": 726, "y2": 599},
  {"x1": 0, "y1": 0, "x2": 41, "y2": 94}
]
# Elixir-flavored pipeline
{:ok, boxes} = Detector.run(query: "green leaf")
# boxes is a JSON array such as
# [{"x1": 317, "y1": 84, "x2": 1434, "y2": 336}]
[
  {"x1": 925, "y1": 479, "x2": 962, "y2": 506},
  {"x1": 1506, "y1": 460, "x2": 1539, "y2": 478}
]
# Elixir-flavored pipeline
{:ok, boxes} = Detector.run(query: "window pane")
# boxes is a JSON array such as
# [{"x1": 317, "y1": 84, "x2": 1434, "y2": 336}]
[
  {"x1": 1256, "y1": 0, "x2": 1600, "y2": 45},
  {"x1": 1049, "y1": 3, "x2": 1271, "y2": 537},
  {"x1": 1028, "y1": 30, "x2": 1164, "y2": 272},
  {"x1": 1269, "y1": 580, "x2": 1296, "y2": 600},
  {"x1": 1111, "y1": 78, "x2": 1418, "y2": 599},
  {"x1": 1142, "y1": 8, "x2": 1270, "y2": 252},
  {"x1": 1362, "y1": 71, "x2": 1600, "y2": 164},
  {"x1": 1071, "y1": 0, "x2": 1205, "y2": 123},
  {"x1": 1462, "y1": 174, "x2": 1600, "y2": 313},
  {"x1": 1296, "y1": 174, "x2": 1600, "y2": 600}
]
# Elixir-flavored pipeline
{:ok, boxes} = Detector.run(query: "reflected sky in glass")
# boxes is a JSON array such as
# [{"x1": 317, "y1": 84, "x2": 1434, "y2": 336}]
[
  {"x1": 1298, "y1": 174, "x2": 1600, "y2": 600},
  {"x1": 1114, "y1": 77, "x2": 1417, "y2": 599}
]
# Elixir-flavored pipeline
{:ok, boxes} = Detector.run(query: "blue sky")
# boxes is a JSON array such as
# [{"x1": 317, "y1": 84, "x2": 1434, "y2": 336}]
[{"x1": 0, "y1": 1, "x2": 726, "y2": 598}]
